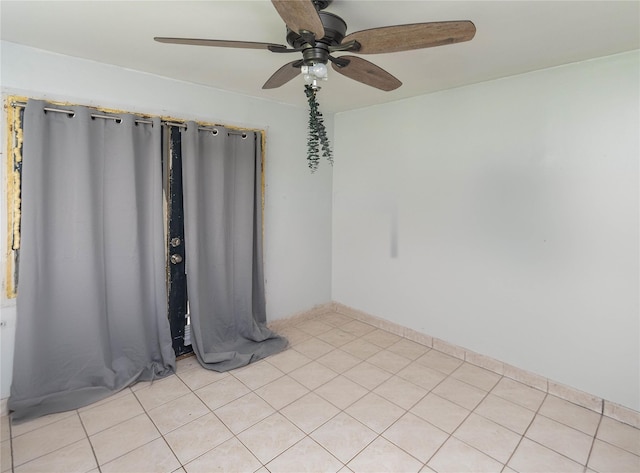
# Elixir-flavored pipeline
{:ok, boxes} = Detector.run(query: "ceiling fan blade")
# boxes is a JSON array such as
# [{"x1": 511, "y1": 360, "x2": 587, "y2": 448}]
[
  {"x1": 343, "y1": 21, "x2": 476, "y2": 54},
  {"x1": 154, "y1": 37, "x2": 287, "y2": 50},
  {"x1": 271, "y1": 0, "x2": 325, "y2": 39},
  {"x1": 263, "y1": 60, "x2": 304, "y2": 89},
  {"x1": 331, "y1": 56, "x2": 401, "y2": 91}
]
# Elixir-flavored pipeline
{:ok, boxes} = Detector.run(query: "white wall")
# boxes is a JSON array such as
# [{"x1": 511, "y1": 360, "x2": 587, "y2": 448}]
[
  {"x1": 333, "y1": 51, "x2": 639, "y2": 410},
  {"x1": 0, "y1": 41, "x2": 333, "y2": 398}
]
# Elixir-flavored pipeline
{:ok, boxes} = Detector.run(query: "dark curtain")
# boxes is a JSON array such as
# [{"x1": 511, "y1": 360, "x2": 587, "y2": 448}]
[
  {"x1": 9, "y1": 100, "x2": 175, "y2": 422},
  {"x1": 181, "y1": 124, "x2": 287, "y2": 371}
]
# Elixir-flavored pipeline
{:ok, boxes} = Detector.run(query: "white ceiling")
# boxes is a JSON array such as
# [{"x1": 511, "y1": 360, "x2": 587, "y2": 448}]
[{"x1": 1, "y1": 1, "x2": 639, "y2": 113}]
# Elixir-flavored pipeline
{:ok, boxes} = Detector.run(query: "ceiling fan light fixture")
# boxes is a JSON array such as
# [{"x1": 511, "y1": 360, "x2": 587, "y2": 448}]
[
  {"x1": 310, "y1": 62, "x2": 328, "y2": 78},
  {"x1": 301, "y1": 62, "x2": 328, "y2": 88}
]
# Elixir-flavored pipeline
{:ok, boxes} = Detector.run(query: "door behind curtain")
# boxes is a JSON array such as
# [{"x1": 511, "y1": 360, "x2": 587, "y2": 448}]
[
  {"x1": 179, "y1": 123, "x2": 288, "y2": 371},
  {"x1": 165, "y1": 125, "x2": 192, "y2": 357},
  {"x1": 9, "y1": 100, "x2": 176, "y2": 423}
]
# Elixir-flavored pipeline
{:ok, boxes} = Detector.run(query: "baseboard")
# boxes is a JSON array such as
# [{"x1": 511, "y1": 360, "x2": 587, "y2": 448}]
[
  {"x1": 288, "y1": 301, "x2": 639, "y2": 429},
  {"x1": 267, "y1": 302, "x2": 336, "y2": 331}
]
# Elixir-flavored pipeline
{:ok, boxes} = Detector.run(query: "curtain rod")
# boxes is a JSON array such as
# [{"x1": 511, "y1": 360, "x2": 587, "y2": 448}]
[{"x1": 10, "y1": 101, "x2": 249, "y2": 137}]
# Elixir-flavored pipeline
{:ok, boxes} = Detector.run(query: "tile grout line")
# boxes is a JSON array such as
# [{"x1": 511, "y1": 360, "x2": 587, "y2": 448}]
[
  {"x1": 583, "y1": 414, "x2": 604, "y2": 473},
  {"x1": 219, "y1": 353, "x2": 351, "y2": 471},
  {"x1": 130, "y1": 375, "x2": 227, "y2": 472},
  {"x1": 422, "y1": 372, "x2": 505, "y2": 470},
  {"x1": 139, "y1": 387, "x2": 193, "y2": 472},
  {"x1": 533, "y1": 400, "x2": 598, "y2": 435},
  {"x1": 167, "y1": 368, "x2": 250, "y2": 471},
  {"x1": 585, "y1": 417, "x2": 640, "y2": 458},
  {"x1": 501, "y1": 390, "x2": 549, "y2": 472},
  {"x1": 367, "y1": 370, "x2": 453, "y2": 471},
  {"x1": 582, "y1": 414, "x2": 604, "y2": 473},
  {"x1": 508, "y1": 391, "x2": 602, "y2": 470},
  {"x1": 76, "y1": 409, "x2": 103, "y2": 473},
  {"x1": 8, "y1": 414, "x2": 13, "y2": 473},
  {"x1": 449, "y1": 376, "x2": 506, "y2": 466},
  {"x1": 384, "y1": 360, "x2": 481, "y2": 469},
  {"x1": 192, "y1": 350, "x2": 303, "y2": 469},
  {"x1": 9, "y1": 412, "x2": 87, "y2": 471},
  {"x1": 241, "y1": 356, "x2": 347, "y2": 472}
]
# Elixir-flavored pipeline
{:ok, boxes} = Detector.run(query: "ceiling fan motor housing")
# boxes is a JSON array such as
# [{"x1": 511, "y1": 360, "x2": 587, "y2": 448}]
[
  {"x1": 312, "y1": 0, "x2": 332, "y2": 11},
  {"x1": 287, "y1": 11, "x2": 347, "y2": 65}
]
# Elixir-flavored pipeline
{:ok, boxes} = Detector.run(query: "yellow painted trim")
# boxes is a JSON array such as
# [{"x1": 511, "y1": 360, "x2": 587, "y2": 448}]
[{"x1": 5, "y1": 95, "x2": 27, "y2": 299}]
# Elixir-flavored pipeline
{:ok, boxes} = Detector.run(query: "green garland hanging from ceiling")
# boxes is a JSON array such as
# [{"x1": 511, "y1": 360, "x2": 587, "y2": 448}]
[{"x1": 304, "y1": 85, "x2": 333, "y2": 172}]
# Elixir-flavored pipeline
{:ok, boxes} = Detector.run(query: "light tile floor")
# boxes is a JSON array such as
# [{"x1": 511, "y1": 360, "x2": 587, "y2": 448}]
[{"x1": 2, "y1": 311, "x2": 639, "y2": 473}]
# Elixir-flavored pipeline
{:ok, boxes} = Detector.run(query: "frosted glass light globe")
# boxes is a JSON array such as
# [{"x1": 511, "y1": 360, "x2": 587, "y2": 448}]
[{"x1": 310, "y1": 63, "x2": 328, "y2": 78}]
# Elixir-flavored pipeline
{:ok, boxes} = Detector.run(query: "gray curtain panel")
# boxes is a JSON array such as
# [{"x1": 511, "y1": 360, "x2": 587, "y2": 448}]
[
  {"x1": 9, "y1": 100, "x2": 176, "y2": 422},
  {"x1": 181, "y1": 124, "x2": 287, "y2": 371}
]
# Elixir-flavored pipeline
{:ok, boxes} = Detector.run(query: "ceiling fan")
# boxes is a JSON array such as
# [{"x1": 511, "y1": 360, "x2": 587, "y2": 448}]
[{"x1": 154, "y1": 0, "x2": 476, "y2": 92}]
